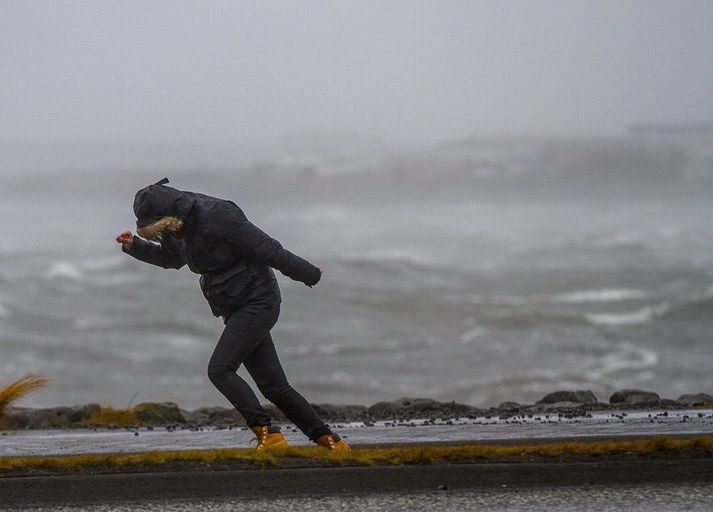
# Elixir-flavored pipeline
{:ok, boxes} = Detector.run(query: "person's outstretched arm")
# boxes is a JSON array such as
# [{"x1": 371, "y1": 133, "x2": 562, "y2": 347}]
[
  {"x1": 116, "y1": 230, "x2": 186, "y2": 270},
  {"x1": 230, "y1": 221, "x2": 322, "y2": 286}
]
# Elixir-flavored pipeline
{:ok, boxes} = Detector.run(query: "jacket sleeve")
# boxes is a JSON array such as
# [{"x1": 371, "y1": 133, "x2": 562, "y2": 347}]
[
  {"x1": 232, "y1": 221, "x2": 321, "y2": 286},
  {"x1": 122, "y1": 237, "x2": 186, "y2": 270}
]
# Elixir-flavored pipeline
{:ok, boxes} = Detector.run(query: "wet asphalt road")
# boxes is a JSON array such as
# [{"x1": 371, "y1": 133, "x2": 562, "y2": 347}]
[{"x1": 4, "y1": 483, "x2": 713, "y2": 512}]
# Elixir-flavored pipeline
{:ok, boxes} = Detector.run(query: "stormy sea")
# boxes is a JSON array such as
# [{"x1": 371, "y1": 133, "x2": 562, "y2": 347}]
[{"x1": 2, "y1": 139, "x2": 713, "y2": 410}]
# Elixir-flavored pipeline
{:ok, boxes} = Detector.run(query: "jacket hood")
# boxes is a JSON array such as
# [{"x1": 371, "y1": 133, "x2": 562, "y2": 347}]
[{"x1": 133, "y1": 178, "x2": 198, "y2": 226}]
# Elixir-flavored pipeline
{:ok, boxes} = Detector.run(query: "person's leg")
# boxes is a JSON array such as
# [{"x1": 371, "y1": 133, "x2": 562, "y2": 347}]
[
  {"x1": 206, "y1": 303, "x2": 280, "y2": 428},
  {"x1": 244, "y1": 331, "x2": 332, "y2": 442}
]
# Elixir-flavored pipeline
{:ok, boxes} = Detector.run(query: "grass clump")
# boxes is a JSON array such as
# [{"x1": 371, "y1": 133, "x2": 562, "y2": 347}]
[
  {"x1": 85, "y1": 406, "x2": 141, "y2": 427},
  {"x1": 343, "y1": 436, "x2": 713, "y2": 465},
  {"x1": 1, "y1": 436, "x2": 712, "y2": 474},
  {"x1": 0, "y1": 375, "x2": 48, "y2": 428},
  {"x1": 0, "y1": 447, "x2": 280, "y2": 473}
]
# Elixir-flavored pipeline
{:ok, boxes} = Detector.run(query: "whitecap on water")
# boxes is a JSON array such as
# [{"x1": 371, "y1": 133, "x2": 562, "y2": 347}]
[
  {"x1": 553, "y1": 288, "x2": 647, "y2": 304},
  {"x1": 45, "y1": 261, "x2": 83, "y2": 281},
  {"x1": 80, "y1": 255, "x2": 126, "y2": 272},
  {"x1": 582, "y1": 341, "x2": 659, "y2": 380},
  {"x1": 359, "y1": 248, "x2": 431, "y2": 266},
  {"x1": 585, "y1": 303, "x2": 670, "y2": 326},
  {"x1": 460, "y1": 326, "x2": 487, "y2": 344}
]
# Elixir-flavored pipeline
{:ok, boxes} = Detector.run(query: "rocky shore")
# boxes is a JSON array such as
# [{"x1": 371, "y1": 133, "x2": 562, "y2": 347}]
[{"x1": 3, "y1": 389, "x2": 712, "y2": 430}]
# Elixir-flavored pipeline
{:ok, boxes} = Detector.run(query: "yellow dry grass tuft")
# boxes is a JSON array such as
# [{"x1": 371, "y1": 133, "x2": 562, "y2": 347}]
[
  {"x1": 85, "y1": 406, "x2": 141, "y2": 427},
  {"x1": 0, "y1": 375, "x2": 48, "y2": 428}
]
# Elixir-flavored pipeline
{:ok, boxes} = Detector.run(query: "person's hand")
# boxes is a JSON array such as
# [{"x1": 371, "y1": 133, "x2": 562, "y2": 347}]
[
  {"x1": 307, "y1": 267, "x2": 323, "y2": 288},
  {"x1": 115, "y1": 230, "x2": 134, "y2": 249}
]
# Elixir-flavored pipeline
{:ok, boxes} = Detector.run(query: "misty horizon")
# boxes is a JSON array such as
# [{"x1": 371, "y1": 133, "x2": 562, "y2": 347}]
[{"x1": 3, "y1": 1, "x2": 713, "y2": 174}]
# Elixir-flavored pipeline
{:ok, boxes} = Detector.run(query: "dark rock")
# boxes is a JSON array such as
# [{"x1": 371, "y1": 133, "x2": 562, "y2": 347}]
[
  {"x1": 676, "y1": 393, "x2": 713, "y2": 406},
  {"x1": 609, "y1": 389, "x2": 660, "y2": 406},
  {"x1": 537, "y1": 390, "x2": 598, "y2": 405},
  {"x1": 133, "y1": 402, "x2": 186, "y2": 425},
  {"x1": 539, "y1": 401, "x2": 584, "y2": 410},
  {"x1": 263, "y1": 404, "x2": 289, "y2": 423},
  {"x1": 184, "y1": 407, "x2": 245, "y2": 427},
  {"x1": 5, "y1": 404, "x2": 100, "y2": 429},
  {"x1": 311, "y1": 403, "x2": 368, "y2": 422},
  {"x1": 68, "y1": 403, "x2": 102, "y2": 423},
  {"x1": 366, "y1": 397, "x2": 478, "y2": 420}
]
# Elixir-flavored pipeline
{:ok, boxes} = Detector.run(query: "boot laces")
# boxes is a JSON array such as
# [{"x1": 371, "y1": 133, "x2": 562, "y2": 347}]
[{"x1": 250, "y1": 426, "x2": 269, "y2": 449}]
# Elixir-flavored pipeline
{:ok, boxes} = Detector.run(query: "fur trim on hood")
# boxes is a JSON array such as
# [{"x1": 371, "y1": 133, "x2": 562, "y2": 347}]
[{"x1": 136, "y1": 216, "x2": 184, "y2": 240}]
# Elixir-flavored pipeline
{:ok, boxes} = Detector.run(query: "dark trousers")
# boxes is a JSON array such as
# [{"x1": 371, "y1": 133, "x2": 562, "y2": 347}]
[{"x1": 207, "y1": 302, "x2": 331, "y2": 442}]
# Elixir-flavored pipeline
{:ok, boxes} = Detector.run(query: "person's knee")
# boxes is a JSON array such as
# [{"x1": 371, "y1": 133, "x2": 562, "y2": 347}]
[
  {"x1": 261, "y1": 381, "x2": 292, "y2": 403},
  {"x1": 207, "y1": 362, "x2": 233, "y2": 384}
]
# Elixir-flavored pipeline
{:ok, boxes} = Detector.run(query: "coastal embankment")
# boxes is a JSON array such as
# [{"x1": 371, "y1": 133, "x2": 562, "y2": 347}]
[
  {"x1": 4, "y1": 389, "x2": 713, "y2": 430},
  {"x1": 1, "y1": 391, "x2": 712, "y2": 506}
]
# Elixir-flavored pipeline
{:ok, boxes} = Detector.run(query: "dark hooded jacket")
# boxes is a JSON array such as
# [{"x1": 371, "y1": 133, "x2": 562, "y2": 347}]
[{"x1": 122, "y1": 182, "x2": 321, "y2": 319}]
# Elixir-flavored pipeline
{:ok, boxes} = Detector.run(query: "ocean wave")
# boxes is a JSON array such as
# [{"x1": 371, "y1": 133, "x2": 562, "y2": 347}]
[
  {"x1": 582, "y1": 341, "x2": 659, "y2": 380},
  {"x1": 300, "y1": 370, "x2": 384, "y2": 391},
  {"x1": 459, "y1": 326, "x2": 487, "y2": 344},
  {"x1": 45, "y1": 261, "x2": 84, "y2": 281},
  {"x1": 44, "y1": 255, "x2": 135, "y2": 283},
  {"x1": 284, "y1": 343, "x2": 343, "y2": 357},
  {"x1": 449, "y1": 341, "x2": 658, "y2": 404},
  {"x1": 662, "y1": 289, "x2": 713, "y2": 319},
  {"x1": 467, "y1": 289, "x2": 648, "y2": 307},
  {"x1": 483, "y1": 311, "x2": 589, "y2": 328},
  {"x1": 356, "y1": 249, "x2": 433, "y2": 267},
  {"x1": 74, "y1": 316, "x2": 216, "y2": 338},
  {"x1": 552, "y1": 288, "x2": 647, "y2": 304},
  {"x1": 283, "y1": 338, "x2": 406, "y2": 358},
  {"x1": 585, "y1": 303, "x2": 670, "y2": 326},
  {"x1": 80, "y1": 255, "x2": 127, "y2": 272}
]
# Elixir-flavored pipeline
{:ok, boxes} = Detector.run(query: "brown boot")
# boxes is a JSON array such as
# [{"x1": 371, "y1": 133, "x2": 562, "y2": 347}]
[
  {"x1": 251, "y1": 425, "x2": 288, "y2": 451},
  {"x1": 316, "y1": 433, "x2": 351, "y2": 454}
]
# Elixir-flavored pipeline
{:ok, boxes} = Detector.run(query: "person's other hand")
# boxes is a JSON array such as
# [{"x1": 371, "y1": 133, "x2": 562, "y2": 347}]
[
  {"x1": 307, "y1": 267, "x2": 323, "y2": 288},
  {"x1": 116, "y1": 230, "x2": 134, "y2": 249}
]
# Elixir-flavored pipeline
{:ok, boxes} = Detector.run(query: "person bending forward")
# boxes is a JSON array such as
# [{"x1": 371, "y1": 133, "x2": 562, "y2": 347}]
[{"x1": 116, "y1": 178, "x2": 350, "y2": 453}]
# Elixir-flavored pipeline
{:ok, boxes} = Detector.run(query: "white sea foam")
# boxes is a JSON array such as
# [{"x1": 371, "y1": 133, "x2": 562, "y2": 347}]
[
  {"x1": 45, "y1": 261, "x2": 83, "y2": 281},
  {"x1": 585, "y1": 303, "x2": 670, "y2": 326},
  {"x1": 162, "y1": 334, "x2": 204, "y2": 349},
  {"x1": 460, "y1": 326, "x2": 487, "y2": 344},
  {"x1": 81, "y1": 255, "x2": 126, "y2": 272},
  {"x1": 583, "y1": 342, "x2": 659, "y2": 380},
  {"x1": 74, "y1": 316, "x2": 120, "y2": 331},
  {"x1": 469, "y1": 289, "x2": 647, "y2": 307},
  {"x1": 359, "y1": 249, "x2": 431, "y2": 266},
  {"x1": 553, "y1": 289, "x2": 647, "y2": 304}
]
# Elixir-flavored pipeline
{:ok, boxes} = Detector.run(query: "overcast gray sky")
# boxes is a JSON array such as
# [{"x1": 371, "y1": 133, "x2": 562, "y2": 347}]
[{"x1": 2, "y1": 0, "x2": 712, "y2": 170}]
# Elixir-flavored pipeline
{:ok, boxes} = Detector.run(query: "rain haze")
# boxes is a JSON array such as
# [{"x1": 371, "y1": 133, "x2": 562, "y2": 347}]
[
  {"x1": 2, "y1": 0, "x2": 713, "y2": 170},
  {"x1": 1, "y1": 1, "x2": 713, "y2": 413}
]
